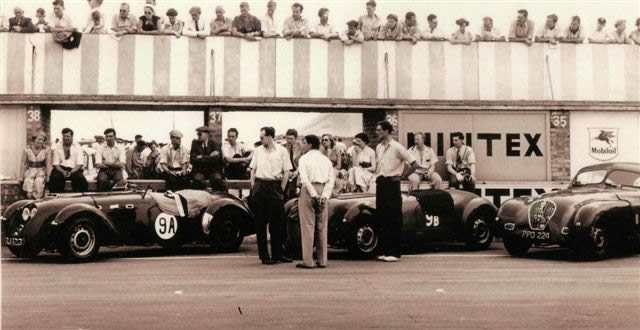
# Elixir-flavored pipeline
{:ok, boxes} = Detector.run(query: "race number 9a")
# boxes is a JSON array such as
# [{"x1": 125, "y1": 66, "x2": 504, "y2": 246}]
[
  {"x1": 425, "y1": 215, "x2": 440, "y2": 227},
  {"x1": 155, "y1": 213, "x2": 178, "y2": 240}
]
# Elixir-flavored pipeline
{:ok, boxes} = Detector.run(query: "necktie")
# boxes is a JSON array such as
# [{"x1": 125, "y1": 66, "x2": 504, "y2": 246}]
[
  {"x1": 289, "y1": 146, "x2": 295, "y2": 170},
  {"x1": 456, "y1": 148, "x2": 462, "y2": 170},
  {"x1": 195, "y1": 21, "x2": 199, "y2": 31}
]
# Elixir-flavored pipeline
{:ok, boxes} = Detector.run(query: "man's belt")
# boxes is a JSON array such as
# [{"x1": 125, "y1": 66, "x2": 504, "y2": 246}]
[
  {"x1": 377, "y1": 176, "x2": 401, "y2": 182},
  {"x1": 256, "y1": 178, "x2": 281, "y2": 183}
]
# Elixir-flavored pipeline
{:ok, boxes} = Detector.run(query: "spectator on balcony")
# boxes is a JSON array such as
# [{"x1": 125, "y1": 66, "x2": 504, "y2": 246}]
[
  {"x1": 611, "y1": 19, "x2": 633, "y2": 44},
  {"x1": 161, "y1": 8, "x2": 182, "y2": 37},
  {"x1": 509, "y1": 9, "x2": 534, "y2": 45},
  {"x1": 144, "y1": 140, "x2": 161, "y2": 179},
  {"x1": 311, "y1": 8, "x2": 338, "y2": 41},
  {"x1": 95, "y1": 128, "x2": 127, "y2": 192},
  {"x1": 535, "y1": 14, "x2": 560, "y2": 45},
  {"x1": 49, "y1": 128, "x2": 89, "y2": 193},
  {"x1": 341, "y1": 20, "x2": 364, "y2": 44},
  {"x1": 137, "y1": 4, "x2": 161, "y2": 34},
  {"x1": 562, "y1": 16, "x2": 584, "y2": 43},
  {"x1": 358, "y1": 0, "x2": 381, "y2": 40},
  {"x1": 232, "y1": 2, "x2": 262, "y2": 41},
  {"x1": 35, "y1": 8, "x2": 48, "y2": 32},
  {"x1": 630, "y1": 18, "x2": 640, "y2": 45},
  {"x1": 210, "y1": 6, "x2": 232, "y2": 36},
  {"x1": 19, "y1": 133, "x2": 51, "y2": 199},
  {"x1": 84, "y1": 9, "x2": 106, "y2": 33},
  {"x1": 111, "y1": 2, "x2": 137, "y2": 37},
  {"x1": 451, "y1": 18, "x2": 474, "y2": 44},
  {"x1": 401, "y1": 12, "x2": 420, "y2": 44},
  {"x1": 9, "y1": 7, "x2": 37, "y2": 33},
  {"x1": 346, "y1": 133, "x2": 376, "y2": 193},
  {"x1": 126, "y1": 140, "x2": 147, "y2": 179},
  {"x1": 407, "y1": 133, "x2": 442, "y2": 191},
  {"x1": 183, "y1": 6, "x2": 208, "y2": 38},
  {"x1": 85, "y1": 0, "x2": 104, "y2": 32},
  {"x1": 190, "y1": 126, "x2": 226, "y2": 192},
  {"x1": 589, "y1": 18, "x2": 611, "y2": 44},
  {"x1": 283, "y1": 2, "x2": 310, "y2": 40},
  {"x1": 476, "y1": 16, "x2": 505, "y2": 41},
  {"x1": 422, "y1": 14, "x2": 447, "y2": 41},
  {"x1": 223, "y1": 128, "x2": 253, "y2": 180},
  {"x1": 160, "y1": 130, "x2": 190, "y2": 191},
  {"x1": 377, "y1": 13, "x2": 402, "y2": 41},
  {"x1": 261, "y1": 0, "x2": 279, "y2": 38},
  {"x1": 50, "y1": 0, "x2": 82, "y2": 49}
]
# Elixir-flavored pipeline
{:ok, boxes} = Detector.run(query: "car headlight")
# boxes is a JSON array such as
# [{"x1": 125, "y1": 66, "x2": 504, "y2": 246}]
[{"x1": 22, "y1": 208, "x2": 30, "y2": 221}]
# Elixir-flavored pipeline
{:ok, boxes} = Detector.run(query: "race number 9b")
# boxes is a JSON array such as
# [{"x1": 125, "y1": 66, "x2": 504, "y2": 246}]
[{"x1": 155, "y1": 213, "x2": 178, "y2": 240}]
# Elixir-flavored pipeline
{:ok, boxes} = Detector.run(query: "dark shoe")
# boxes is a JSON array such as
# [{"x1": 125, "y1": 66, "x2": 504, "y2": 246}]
[
  {"x1": 261, "y1": 258, "x2": 276, "y2": 265},
  {"x1": 296, "y1": 263, "x2": 314, "y2": 269},
  {"x1": 275, "y1": 256, "x2": 293, "y2": 263},
  {"x1": 315, "y1": 264, "x2": 326, "y2": 268}
]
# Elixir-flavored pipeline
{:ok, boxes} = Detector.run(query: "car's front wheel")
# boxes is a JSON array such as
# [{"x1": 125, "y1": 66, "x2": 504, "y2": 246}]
[
  {"x1": 573, "y1": 222, "x2": 609, "y2": 260},
  {"x1": 59, "y1": 217, "x2": 100, "y2": 262},
  {"x1": 209, "y1": 208, "x2": 244, "y2": 252},
  {"x1": 465, "y1": 212, "x2": 494, "y2": 250},
  {"x1": 347, "y1": 217, "x2": 380, "y2": 259},
  {"x1": 503, "y1": 236, "x2": 531, "y2": 257}
]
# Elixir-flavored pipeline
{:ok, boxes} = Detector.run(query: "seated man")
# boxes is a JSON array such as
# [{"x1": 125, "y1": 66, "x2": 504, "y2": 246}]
[
  {"x1": 49, "y1": 128, "x2": 89, "y2": 193},
  {"x1": 95, "y1": 128, "x2": 127, "y2": 192},
  {"x1": 407, "y1": 133, "x2": 442, "y2": 191},
  {"x1": 190, "y1": 126, "x2": 226, "y2": 191},
  {"x1": 445, "y1": 132, "x2": 476, "y2": 192},
  {"x1": 9, "y1": 7, "x2": 37, "y2": 33},
  {"x1": 159, "y1": 130, "x2": 190, "y2": 191},
  {"x1": 223, "y1": 128, "x2": 253, "y2": 180},
  {"x1": 347, "y1": 133, "x2": 376, "y2": 193}
]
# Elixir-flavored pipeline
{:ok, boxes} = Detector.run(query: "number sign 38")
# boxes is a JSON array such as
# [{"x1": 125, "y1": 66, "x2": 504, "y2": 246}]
[{"x1": 155, "y1": 213, "x2": 178, "y2": 240}]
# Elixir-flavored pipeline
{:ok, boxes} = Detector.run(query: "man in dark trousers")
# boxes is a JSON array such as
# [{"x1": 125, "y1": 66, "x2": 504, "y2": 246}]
[
  {"x1": 249, "y1": 126, "x2": 293, "y2": 265},
  {"x1": 49, "y1": 128, "x2": 88, "y2": 193},
  {"x1": 374, "y1": 120, "x2": 418, "y2": 262},
  {"x1": 190, "y1": 126, "x2": 226, "y2": 191}
]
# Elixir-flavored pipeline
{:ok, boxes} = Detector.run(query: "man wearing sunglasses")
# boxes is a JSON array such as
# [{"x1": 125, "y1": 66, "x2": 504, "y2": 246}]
[
  {"x1": 190, "y1": 126, "x2": 226, "y2": 192},
  {"x1": 111, "y1": 2, "x2": 137, "y2": 37}
]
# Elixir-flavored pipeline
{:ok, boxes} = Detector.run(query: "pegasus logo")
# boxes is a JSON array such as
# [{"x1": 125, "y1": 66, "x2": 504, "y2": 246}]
[
  {"x1": 528, "y1": 200, "x2": 557, "y2": 231},
  {"x1": 593, "y1": 130, "x2": 615, "y2": 146}
]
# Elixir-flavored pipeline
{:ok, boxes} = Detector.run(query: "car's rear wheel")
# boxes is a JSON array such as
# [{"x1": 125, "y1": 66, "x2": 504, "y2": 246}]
[
  {"x1": 209, "y1": 208, "x2": 244, "y2": 252},
  {"x1": 59, "y1": 217, "x2": 100, "y2": 262},
  {"x1": 503, "y1": 236, "x2": 531, "y2": 257},
  {"x1": 465, "y1": 212, "x2": 494, "y2": 250},
  {"x1": 347, "y1": 217, "x2": 380, "y2": 259}
]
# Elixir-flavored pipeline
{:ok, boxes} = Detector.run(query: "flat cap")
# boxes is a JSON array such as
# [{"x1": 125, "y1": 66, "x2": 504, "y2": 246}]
[
  {"x1": 196, "y1": 126, "x2": 211, "y2": 133},
  {"x1": 170, "y1": 129, "x2": 183, "y2": 138}
]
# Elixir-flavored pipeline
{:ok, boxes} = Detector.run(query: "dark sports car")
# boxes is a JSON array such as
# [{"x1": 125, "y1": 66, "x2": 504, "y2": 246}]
[
  {"x1": 497, "y1": 162, "x2": 640, "y2": 259},
  {"x1": 285, "y1": 189, "x2": 498, "y2": 258},
  {"x1": 2, "y1": 187, "x2": 254, "y2": 261}
]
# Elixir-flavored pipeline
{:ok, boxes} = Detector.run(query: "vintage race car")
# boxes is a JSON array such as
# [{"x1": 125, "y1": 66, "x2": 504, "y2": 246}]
[
  {"x1": 2, "y1": 187, "x2": 254, "y2": 261},
  {"x1": 285, "y1": 189, "x2": 498, "y2": 258},
  {"x1": 497, "y1": 162, "x2": 640, "y2": 259}
]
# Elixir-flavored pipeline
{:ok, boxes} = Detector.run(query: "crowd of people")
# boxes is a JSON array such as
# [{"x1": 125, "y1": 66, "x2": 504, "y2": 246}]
[{"x1": 1, "y1": 1, "x2": 639, "y2": 47}]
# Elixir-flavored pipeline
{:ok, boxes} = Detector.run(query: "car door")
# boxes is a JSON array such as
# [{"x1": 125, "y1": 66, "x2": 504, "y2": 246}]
[{"x1": 93, "y1": 194, "x2": 140, "y2": 241}]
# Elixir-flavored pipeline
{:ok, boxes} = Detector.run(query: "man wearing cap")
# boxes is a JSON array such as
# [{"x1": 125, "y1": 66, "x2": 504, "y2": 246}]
[
  {"x1": 476, "y1": 16, "x2": 505, "y2": 41},
  {"x1": 183, "y1": 6, "x2": 208, "y2": 38},
  {"x1": 190, "y1": 126, "x2": 225, "y2": 191},
  {"x1": 160, "y1": 130, "x2": 190, "y2": 191},
  {"x1": 341, "y1": 20, "x2": 364, "y2": 44},
  {"x1": 451, "y1": 18, "x2": 473, "y2": 44},
  {"x1": 249, "y1": 126, "x2": 293, "y2": 265},
  {"x1": 612, "y1": 19, "x2": 633, "y2": 44},
  {"x1": 232, "y1": 2, "x2": 262, "y2": 40}
]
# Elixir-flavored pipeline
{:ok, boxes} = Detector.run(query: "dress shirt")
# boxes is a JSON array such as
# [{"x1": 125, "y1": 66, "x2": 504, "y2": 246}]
[
  {"x1": 249, "y1": 144, "x2": 292, "y2": 180},
  {"x1": 422, "y1": 26, "x2": 447, "y2": 40},
  {"x1": 536, "y1": 25, "x2": 561, "y2": 39},
  {"x1": 52, "y1": 144, "x2": 84, "y2": 168},
  {"x1": 589, "y1": 29, "x2": 610, "y2": 42},
  {"x1": 358, "y1": 14, "x2": 381, "y2": 39},
  {"x1": 96, "y1": 144, "x2": 127, "y2": 165},
  {"x1": 183, "y1": 17, "x2": 209, "y2": 37},
  {"x1": 509, "y1": 19, "x2": 535, "y2": 39},
  {"x1": 298, "y1": 149, "x2": 335, "y2": 199},
  {"x1": 408, "y1": 146, "x2": 438, "y2": 173},
  {"x1": 445, "y1": 145, "x2": 476, "y2": 170},
  {"x1": 315, "y1": 23, "x2": 336, "y2": 36},
  {"x1": 223, "y1": 142, "x2": 251, "y2": 159},
  {"x1": 261, "y1": 14, "x2": 278, "y2": 34},
  {"x1": 375, "y1": 139, "x2": 415, "y2": 177},
  {"x1": 160, "y1": 145, "x2": 189, "y2": 169},
  {"x1": 283, "y1": 16, "x2": 310, "y2": 36},
  {"x1": 111, "y1": 14, "x2": 137, "y2": 29}
]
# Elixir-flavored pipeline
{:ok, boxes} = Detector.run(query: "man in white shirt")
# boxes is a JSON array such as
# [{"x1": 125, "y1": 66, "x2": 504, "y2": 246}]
[
  {"x1": 422, "y1": 14, "x2": 447, "y2": 41},
  {"x1": 159, "y1": 130, "x2": 189, "y2": 191},
  {"x1": 95, "y1": 128, "x2": 127, "y2": 191},
  {"x1": 476, "y1": 16, "x2": 505, "y2": 41},
  {"x1": 310, "y1": 8, "x2": 338, "y2": 41},
  {"x1": 282, "y1": 2, "x2": 310, "y2": 39},
  {"x1": 249, "y1": 126, "x2": 293, "y2": 265},
  {"x1": 588, "y1": 17, "x2": 611, "y2": 43},
  {"x1": 445, "y1": 132, "x2": 476, "y2": 192},
  {"x1": 407, "y1": 133, "x2": 442, "y2": 191},
  {"x1": 182, "y1": 6, "x2": 208, "y2": 38},
  {"x1": 261, "y1": 0, "x2": 279, "y2": 38},
  {"x1": 49, "y1": 128, "x2": 89, "y2": 193},
  {"x1": 296, "y1": 135, "x2": 335, "y2": 269},
  {"x1": 50, "y1": 0, "x2": 81, "y2": 49},
  {"x1": 223, "y1": 128, "x2": 253, "y2": 180},
  {"x1": 536, "y1": 14, "x2": 561, "y2": 45}
]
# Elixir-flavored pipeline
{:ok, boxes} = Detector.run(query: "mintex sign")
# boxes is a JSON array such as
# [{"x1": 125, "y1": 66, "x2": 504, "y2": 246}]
[{"x1": 399, "y1": 112, "x2": 549, "y2": 181}]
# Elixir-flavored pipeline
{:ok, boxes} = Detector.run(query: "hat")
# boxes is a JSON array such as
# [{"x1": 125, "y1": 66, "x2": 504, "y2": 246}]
[
  {"x1": 169, "y1": 129, "x2": 183, "y2": 138},
  {"x1": 456, "y1": 18, "x2": 469, "y2": 26},
  {"x1": 196, "y1": 126, "x2": 210, "y2": 133}
]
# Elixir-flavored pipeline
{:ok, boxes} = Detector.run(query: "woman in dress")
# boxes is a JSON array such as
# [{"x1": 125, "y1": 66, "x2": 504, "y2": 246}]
[
  {"x1": 347, "y1": 133, "x2": 376, "y2": 193},
  {"x1": 19, "y1": 133, "x2": 51, "y2": 199},
  {"x1": 137, "y1": 5, "x2": 161, "y2": 34}
]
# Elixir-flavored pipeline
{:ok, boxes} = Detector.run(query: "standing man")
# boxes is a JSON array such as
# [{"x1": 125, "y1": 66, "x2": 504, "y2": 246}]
[
  {"x1": 282, "y1": 2, "x2": 310, "y2": 39},
  {"x1": 210, "y1": 5, "x2": 232, "y2": 36},
  {"x1": 159, "y1": 130, "x2": 189, "y2": 191},
  {"x1": 261, "y1": 0, "x2": 279, "y2": 38},
  {"x1": 249, "y1": 127, "x2": 293, "y2": 265},
  {"x1": 407, "y1": 133, "x2": 442, "y2": 191},
  {"x1": 296, "y1": 135, "x2": 335, "y2": 269},
  {"x1": 232, "y1": 2, "x2": 262, "y2": 41},
  {"x1": 509, "y1": 9, "x2": 535, "y2": 45},
  {"x1": 223, "y1": 128, "x2": 253, "y2": 180},
  {"x1": 535, "y1": 14, "x2": 561, "y2": 45},
  {"x1": 182, "y1": 6, "x2": 209, "y2": 38},
  {"x1": 190, "y1": 126, "x2": 226, "y2": 191},
  {"x1": 374, "y1": 121, "x2": 418, "y2": 262},
  {"x1": 49, "y1": 128, "x2": 89, "y2": 193},
  {"x1": 310, "y1": 8, "x2": 338, "y2": 40},
  {"x1": 476, "y1": 16, "x2": 505, "y2": 41},
  {"x1": 422, "y1": 14, "x2": 447, "y2": 41},
  {"x1": 284, "y1": 128, "x2": 302, "y2": 200},
  {"x1": 588, "y1": 17, "x2": 611, "y2": 44},
  {"x1": 95, "y1": 128, "x2": 127, "y2": 192},
  {"x1": 111, "y1": 2, "x2": 137, "y2": 37},
  {"x1": 358, "y1": 0, "x2": 381, "y2": 40},
  {"x1": 446, "y1": 132, "x2": 476, "y2": 192},
  {"x1": 401, "y1": 12, "x2": 421, "y2": 44}
]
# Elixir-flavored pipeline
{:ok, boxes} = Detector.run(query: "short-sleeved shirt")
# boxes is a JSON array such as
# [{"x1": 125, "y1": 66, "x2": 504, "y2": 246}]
[
  {"x1": 96, "y1": 144, "x2": 127, "y2": 165},
  {"x1": 111, "y1": 14, "x2": 137, "y2": 29},
  {"x1": 160, "y1": 145, "x2": 189, "y2": 169},
  {"x1": 402, "y1": 23, "x2": 421, "y2": 37},
  {"x1": 232, "y1": 14, "x2": 261, "y2": 34},
  {"x1": 283, "y1": 16, "x2": 310, "y2": 35},
  {"x1": 378, "y1": 23, "x2": 402, "y2": 40},
  {"x1": 249, "y1": 144, "x2": 292, "y2": 180},
  {"x1": 52, "y1": 144, "x2": 84, "y2": 168},
  {"x1": 223, "y1": 142, "x2": 251, "y2": 159},
  {"x1": 451, "y1": 29, "x2": 474, "y2": 41},
  {"x1": 478, "y1": 27, "x2": 503, "y2": 39},
  {"x1": 536, "y1": 25, "x2": 561, "y2": 39},
  {"x1": 564, "y1": 26, "x2": 584, "y2": 40},
  {"x1": 589, "y1": 29, "x2": 610, "y2": 42},
  {"x1": 445, "y1": 145, "x2": 476, "y2": 171},
  {"x1": 509, "y1": 19, "x2": 535, "y2": 39},
  {"x1": 261, "y1": 14, "x2": 278, "y2": 33},
  {"x1": 210, "y1": 17, "x2": 232, "y2": 33},
  {"x1": 358, "y1": 14, "x2": 381, "y2": 39},
  {"x1": 375, "y1": 139, "x2": 415, "y2": 177},
  {"x1": 422, "y1": 27, "x2": 447, "y2": 39},
  {"x1": 315, "y1": 23, "x2": 335, "y2": 36},
  {"x1": 408, "y1": 146, "x2": 438, "y2": 171}
]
